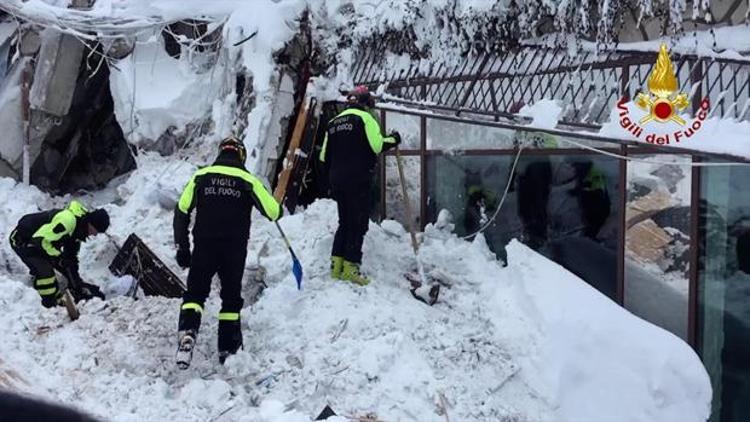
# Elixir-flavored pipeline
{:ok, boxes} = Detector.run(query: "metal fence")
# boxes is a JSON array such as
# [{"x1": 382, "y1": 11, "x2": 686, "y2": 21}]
[{"x1": 353, "y1": 42, "x2": 750, "y2": 127}]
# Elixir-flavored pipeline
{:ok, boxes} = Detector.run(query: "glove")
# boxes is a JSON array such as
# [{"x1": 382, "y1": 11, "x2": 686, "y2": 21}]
[
  {"x1": 176, "y1": 247, "x2": 191, "y2": 268},
  {"x1": 80, "y1": 282, "x2": 105, "y2": 301},
  {"x1": 70, "y1": 282, "x2": 105, "y2": 302},
  {"x1": 390, "y1": 131, "x2": 402, "y2": 145}
]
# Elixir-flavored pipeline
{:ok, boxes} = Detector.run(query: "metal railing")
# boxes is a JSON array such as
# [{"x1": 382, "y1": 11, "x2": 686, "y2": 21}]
[{"x1": 353, "y1": 40, "x2": 750, "y2": 127}]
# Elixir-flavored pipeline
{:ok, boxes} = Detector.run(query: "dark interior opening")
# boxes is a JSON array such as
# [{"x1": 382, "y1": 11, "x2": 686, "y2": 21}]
[{"x1": 31, "y1": 42, "x2": 136, "y2": 193}]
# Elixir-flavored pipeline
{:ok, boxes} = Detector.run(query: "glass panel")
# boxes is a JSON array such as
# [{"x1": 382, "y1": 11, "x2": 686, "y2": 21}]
[
  {"x1": 427, "y1": 119, "x2": 516, "y2": 149},
  {"x1": 425, "y1": 155, "x2": 513, "y2": 260},
  {"x1": 427, "y1": 118, "x2": 619, "y2": 150},
  {"x1": 698, "y1": 164, "x2": 750, "y2": 422},
  {"x1": 425, "y1": 151, "x2": 620, "y2": 299},
  {"x1": 384, "y1": 155, "x2": 420, "y2": 229},
  {"x1": 385, "y1": 112, "x2": 420, "y2": 150},
  {"x1": 624, "y1": 155, "x2": 691, "y2": 341}
]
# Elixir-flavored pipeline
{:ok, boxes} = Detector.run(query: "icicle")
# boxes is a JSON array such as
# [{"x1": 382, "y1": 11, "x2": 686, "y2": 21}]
[{"x1": 639, "y1": 0, "x2": 654, "y2": 20}]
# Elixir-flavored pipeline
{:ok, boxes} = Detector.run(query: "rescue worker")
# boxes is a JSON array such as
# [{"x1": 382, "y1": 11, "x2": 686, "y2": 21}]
[
  {"x1": 463, "y1": 168, "x2": 501, "y2": 253},
  {"x1": 516, "y1": 132, "x2": 557, "y2": 250},
  {"x1": 173, "y1": 136, "x2": 281, "y2": 367},
  {"x1": 8, "y1": 201, "x2": 109, "y2": 307},
  {"x1": 569, "y1": 161, "x2": 611, "y2": 240},
  {"x1": 517, "y1": 159, "x2": 552, "y2": 250},
  {"x1": 318, "y1": 86, "x2": 401, "y2": 285}
]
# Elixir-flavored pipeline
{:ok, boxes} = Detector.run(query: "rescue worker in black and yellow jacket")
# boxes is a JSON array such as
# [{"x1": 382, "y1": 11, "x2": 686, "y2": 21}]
[
  {"x1": 8, "y1": 201, "x2": 109, "y2": 307},
  {"x1": 569, "y1": 160, "x2": 611, "y2": 240},
  {"x1": 318, "y1": 86, "x2": 401, "y2": 285},
  {"x1": 173, "y1": 136, "x2": 281, "y2": 367}
]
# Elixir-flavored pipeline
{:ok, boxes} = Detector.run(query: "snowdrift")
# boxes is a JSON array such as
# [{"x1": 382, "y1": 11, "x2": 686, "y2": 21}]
[{"x1": 0, "y1": 157, "x2": 711, "y2": 421}]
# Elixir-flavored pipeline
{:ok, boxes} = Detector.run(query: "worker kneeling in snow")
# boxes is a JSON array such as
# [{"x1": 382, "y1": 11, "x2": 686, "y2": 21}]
[
  {"x1": 173, "y1": 137, "x2": 281, "y2": 367},
  {"x1": 8, "y1": 201, "x2": 109, "y2": 307},
  {"x1": 318, "y1": 86, "x2": 401, "y2": 286}
]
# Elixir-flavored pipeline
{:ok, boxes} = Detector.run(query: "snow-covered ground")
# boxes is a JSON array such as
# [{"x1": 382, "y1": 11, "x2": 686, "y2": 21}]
[
  {"x1": 1, "y1": 149, "x2": 712, "y2": 421},
  {"x1": 0, "y1": 1, "x2": 726, "y2": 420}
]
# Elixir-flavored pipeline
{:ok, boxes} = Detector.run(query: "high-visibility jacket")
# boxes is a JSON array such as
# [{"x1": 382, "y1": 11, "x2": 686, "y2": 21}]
[
  {"x1": 173, "y1": 157, "x2": 281, "y2": 249},
  {"x1": 319, "y1": 107, "x2": 397, "y2": 186},
  {"x1": 11, "y1": 200, "x2": 89, "y2": 259}
]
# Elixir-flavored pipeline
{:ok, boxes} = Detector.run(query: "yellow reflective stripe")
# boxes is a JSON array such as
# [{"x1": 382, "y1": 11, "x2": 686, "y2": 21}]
[
  {"x1": 248, "y1": 176, "x2": 281, "y2": 222},
  {"x1": 67, "y1": 200, "x2": 88, "y2": 217},
  {"x1": 35, "y1": 276, "x2": 56, "y2": 286},
  {"x1": 193, "y1": 165, "x2": 281, "y2": 221},
  {"x1": 336, "y1": 108, "x2": 390, "y2": 154},
  {"x1": 319, "y1": 132, "x2": 328, "y2": 162},
  {"x1": 218, "y1": 312, "x2": 240, "y2": 321},
  {"x1": 37, "y1": 287, "x2": 57, "y2": 296},
  {"x1": 181, "y1": 302, "x2": 203, "y2": 313},
  {"x1": 584, "y1": 168, "x2": 607, "y2": 191},
  {"x1": 32, "y1": 209, "x2": 77, "y2": 257},
  {"x1": 177, "y1": 175, "x2": 198, "y2": 214}
]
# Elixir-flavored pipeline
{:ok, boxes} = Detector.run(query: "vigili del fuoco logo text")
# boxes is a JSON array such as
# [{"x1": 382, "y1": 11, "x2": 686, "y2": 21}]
[{"x1": 617, "y1": 43, "x2": 710, "y2": 145}]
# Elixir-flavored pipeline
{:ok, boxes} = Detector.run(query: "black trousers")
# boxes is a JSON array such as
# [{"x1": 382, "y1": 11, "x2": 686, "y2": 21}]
[
  {"x1": 9, "y1": 230, "x2": 59, "y2": 306},
  {"x1": 331, "y1": 185, "x2": 371, "y2": 264},
  {"x1": 579, "y1": 189, "x2": 611, "y2": 239},
  {"x1": 517, "y1": 161, "x2": 552, "y2": 249},
  {"x1": 179, "y1": 237, "x2": 247, "y2": 353}
]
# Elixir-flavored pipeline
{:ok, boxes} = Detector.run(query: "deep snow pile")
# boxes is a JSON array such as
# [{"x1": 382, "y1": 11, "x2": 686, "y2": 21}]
[{"x1": 1, "y1": 152, "x2": 711, "y2": 421}]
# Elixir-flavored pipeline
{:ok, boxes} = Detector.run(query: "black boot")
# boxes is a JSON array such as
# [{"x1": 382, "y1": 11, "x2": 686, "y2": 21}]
[
  {"x1": 217, "y1": 319, "x2": 243, "y2": 364},
  {"x1": 178, "y1": 304, "x2": 203, "y2": 333}
]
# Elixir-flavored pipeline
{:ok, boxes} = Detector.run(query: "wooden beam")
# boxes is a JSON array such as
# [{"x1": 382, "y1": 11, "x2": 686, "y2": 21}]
[{"x1": 274, "y1": 96, "x2": 309, "y2": 203}]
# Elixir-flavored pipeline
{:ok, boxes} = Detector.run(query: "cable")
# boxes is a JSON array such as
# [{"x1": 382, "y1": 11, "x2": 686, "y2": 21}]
[{"x1": 558, "y1": 137, "x2": 750, "y2": 167}]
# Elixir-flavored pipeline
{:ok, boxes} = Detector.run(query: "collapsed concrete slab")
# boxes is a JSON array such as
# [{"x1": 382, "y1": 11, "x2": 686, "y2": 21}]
[{"x1": 29, "y1": 29, "x2": 84, "y2": 117}]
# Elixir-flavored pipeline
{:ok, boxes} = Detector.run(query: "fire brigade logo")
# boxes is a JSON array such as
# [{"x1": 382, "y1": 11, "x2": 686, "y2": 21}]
[
  {"x1": 617, "y1": 43, "x2": 710, "y2": 145},
  {"x1": 635, "y1": 44, "x2": 690, "y2": 125}
]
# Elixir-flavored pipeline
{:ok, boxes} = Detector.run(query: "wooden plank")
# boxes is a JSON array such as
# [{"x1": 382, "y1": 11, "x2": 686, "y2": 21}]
[
  {"x1": 274, "y1": 96, "x2": 310, "y2": 203},
  {"x1": 283, "y1": 97, "x2": 319, "y2": 210}
]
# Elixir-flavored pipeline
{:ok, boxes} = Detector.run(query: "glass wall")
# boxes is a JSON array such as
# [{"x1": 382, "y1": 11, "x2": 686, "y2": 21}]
[
  {"x1": 624, "y1": 154, "x2": 691, "y2": 341},
  {"x1": 698, "y1": 164, "x2": 750, "y2": 422},
  {"x1": 424, "y1": 154, "x2": 513, "y2": 262},
  {"x1": 427, "y1": 119, "x2": 515, "y2": 149},
  {"x1": 385, "y1": 112, "x2": 420, "y2": 149},
  {"x1": 372, "y1": 106, "x2": 750, "y2": 422},
  {"x1": 384, "y1": 155, "x2": 421, "y2": 229},
  {"x1": 424, "y1": 149, "x2": 620, "y2": 300}
]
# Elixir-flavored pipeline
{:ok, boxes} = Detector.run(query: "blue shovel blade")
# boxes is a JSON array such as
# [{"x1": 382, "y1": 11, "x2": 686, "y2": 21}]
[{"x1": 291, "y1": 254, "x2": 303, "y2": 290}]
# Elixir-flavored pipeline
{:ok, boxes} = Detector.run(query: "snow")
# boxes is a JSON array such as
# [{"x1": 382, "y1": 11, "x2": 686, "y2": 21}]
[
  {"x1": 0, "y1": 1, "x2": 726, "y2": 420},
  {"x1": 518, "y1": 99, "x2": 564, "y2": 130},
  {"x1": 109, "y1": 34, "x2": 230, "y2": 145},
  {"x1": 599, "y1": 99, "x2": 750, "y2": 160},
  {"x1": 1, "y1": 148, "x2": 712, "y2": 420},
  {"x1": 613, "y1": 25, "x2": 750, "y2": 58},
  {"x1": 106, "y1": 0, "x2": 304, "y2": 179}
]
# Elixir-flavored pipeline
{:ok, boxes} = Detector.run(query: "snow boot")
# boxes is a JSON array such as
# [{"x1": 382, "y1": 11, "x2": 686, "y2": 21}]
[
  {"x1": 218, "y1": 318, "x2": 243, "y2": 365},
  {"x1": 176, "y1": 329, "x2": 197, "y2": 370},
  {"x1": 330, "y1": 256, "x2": 343, "y2": 279},
  {"x1": 341, "y1": 260, "x2": 369, "y2": 286}
]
